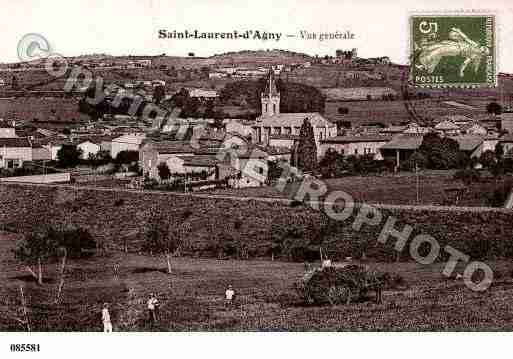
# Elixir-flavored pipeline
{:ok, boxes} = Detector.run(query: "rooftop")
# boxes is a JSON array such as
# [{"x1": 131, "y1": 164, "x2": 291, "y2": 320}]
[
  {"x1": 0, "y1": 137, "x2": 31, "y2": 148},
  {"x1": 255, "y1": 112, "x2": 336, "y2": 128}
]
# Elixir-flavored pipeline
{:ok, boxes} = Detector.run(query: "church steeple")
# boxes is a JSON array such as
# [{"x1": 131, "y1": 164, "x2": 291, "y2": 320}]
[{"x1": 261, "y1": 69, "x2": 280, "y2": 117}]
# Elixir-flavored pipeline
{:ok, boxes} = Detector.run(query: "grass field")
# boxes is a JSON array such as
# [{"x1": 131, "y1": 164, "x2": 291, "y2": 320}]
[
  {"x1": 206, "y1": 172, "x2": 509, "y2": 207},
  {"x1": 2, "y1": 231, "x2": 513, "y2": 331}
]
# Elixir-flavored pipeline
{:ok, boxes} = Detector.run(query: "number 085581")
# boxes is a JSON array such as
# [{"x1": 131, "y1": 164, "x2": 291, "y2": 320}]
[{"x1": 10, "y1": 344, "x2": 40, "y2": 352}]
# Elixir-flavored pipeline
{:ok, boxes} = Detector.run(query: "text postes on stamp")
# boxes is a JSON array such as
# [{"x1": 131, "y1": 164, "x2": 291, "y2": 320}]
[{"x1": 410, "y1": 14, "x2": 495, "y2": 88}]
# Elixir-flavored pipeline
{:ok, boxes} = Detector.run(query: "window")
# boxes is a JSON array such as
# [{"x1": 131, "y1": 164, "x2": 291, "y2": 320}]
[
  {"x1": 337, "y1": 107, "x2": 349, "y2": 115},
  {"x1": 273, "y1": 127, "x2": 282, "y2": 135},
  {"x1": 364, "y1": 147, "x2": 373, "y2": 155},
  {"x1": 284, "y1": 127, "x2": 292, "y2": 135},
  {"x1": 273, "y1": 104, "x2": 276, "y2": 113},
  {"x1": 354, "y1": 149, "x2": 358, "y2": 155}
]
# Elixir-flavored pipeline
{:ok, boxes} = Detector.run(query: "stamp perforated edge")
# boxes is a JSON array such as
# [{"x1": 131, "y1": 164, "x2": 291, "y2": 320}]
[{"x1": 407, "y1": 9, "x2": 499, "y2": 89}]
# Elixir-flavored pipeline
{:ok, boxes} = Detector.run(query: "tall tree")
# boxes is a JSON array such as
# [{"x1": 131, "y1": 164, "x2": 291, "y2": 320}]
[
  {"x1": 293, "y1": 118, "x2": 317, "y2": 173},
  {"x1": 157, "y1": 162, "x2": 171, "y2": 181},
  {"x1": 14, "y1": 228, "x2": 59, "y2": 285},
  {"x1": 141, "y1": 210, "x2": 184, "y2": 274},
  {"x1": 153, "y1": 85, "x2": 166, "y2": 105},
  {"x1": 57, "y1": 144, "x2": 83, "y2": 168}
]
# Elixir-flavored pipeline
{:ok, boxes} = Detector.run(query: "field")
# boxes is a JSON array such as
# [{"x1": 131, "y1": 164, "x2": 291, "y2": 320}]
[
  {"x1": 2, "y1": 231, "x2": 513, "y2": 331},
  {"x1": 207, "y1": 172, "x2": 509, "y2": 207}
]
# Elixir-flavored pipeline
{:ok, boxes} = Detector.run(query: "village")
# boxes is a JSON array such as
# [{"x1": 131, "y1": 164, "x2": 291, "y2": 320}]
[
  {"x1": 1, "y1": 46, "x2": 513, "y2": 333},
  {"x1": 1, "y1": 48, "x2": 512, "y2": 201}
]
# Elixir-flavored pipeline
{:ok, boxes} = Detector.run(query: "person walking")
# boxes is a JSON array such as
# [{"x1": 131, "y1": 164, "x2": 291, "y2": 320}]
[
  {"x1": 147, "y1": 293, "x2": 159, "y2": 326},
  {"x1": 102, "y1": 303, "x2": 113, "y2": 333},
  {"x1": 225, "y1": 285, "x2": 235, "y2": 306}
]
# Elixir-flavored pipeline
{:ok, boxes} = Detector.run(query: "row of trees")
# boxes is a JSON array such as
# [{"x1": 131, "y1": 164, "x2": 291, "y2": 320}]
[{"x1": 56, "y1": 145, "x2": 139, "y2": 172}]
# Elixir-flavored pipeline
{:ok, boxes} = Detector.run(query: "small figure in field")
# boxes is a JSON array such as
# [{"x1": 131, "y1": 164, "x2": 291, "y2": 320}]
[
  {"x1": 147, "y1": 293, "x2": 159, "y2": 326},
  {"x1": 102, "y1": 303, "x2": 113, "y2": 332},
  {"x1": 225, "y1": 285, "x2": 236, "y2": 306}
]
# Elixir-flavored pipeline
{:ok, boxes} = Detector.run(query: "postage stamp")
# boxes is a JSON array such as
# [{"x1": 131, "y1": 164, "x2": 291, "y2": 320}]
[{"x1": 410, "y1": 14, "x2": 496, "y2": 88}]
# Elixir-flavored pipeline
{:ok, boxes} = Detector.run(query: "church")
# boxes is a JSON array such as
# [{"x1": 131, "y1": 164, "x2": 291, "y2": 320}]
[{"x1": 250, "y1": 70, "x2": 337, "y2": 158}]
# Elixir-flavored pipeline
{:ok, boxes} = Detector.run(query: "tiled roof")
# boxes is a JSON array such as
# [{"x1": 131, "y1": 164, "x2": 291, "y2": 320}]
[
  {"x1": 321, "y1": 135, "x2": 392, "y2": 143},
  {"x1": 179, "y1": 154, "x2": 220, "y2": 167},
  {"x1": 0, "y1": 137, "x2": 31, "y2": 148},
  {"x1": 499, "y1": 134, "x2": 513, "y2": 142},
  {"x1": 380, "y1": 135, "x2": 424, "y2": 150},
  {"x1": 269, "y1": 134, "x2": 300, "y2": 140},
  {"x1": 452, "y1": 136, "x2": 484, "y2": 151},
  {"x1": 255, "y1": 112, "x2": 335, "y2": 128}
]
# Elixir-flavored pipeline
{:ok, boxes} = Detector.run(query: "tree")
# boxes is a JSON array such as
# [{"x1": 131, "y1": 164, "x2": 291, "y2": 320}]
[
  {"x1": 57, "y1": 144, "x2": 83, "y2": 168},
  {"x1": 495, "y1": 143, "x2": 504, "y2": 161},
  {"x1": 479, "y1": 150, "x2": 497, "y2": 169},
  {"x1": 14, "y1": 228, "x2": 59, "y2": 285},
  {"x1": 141, "y1": 210, "x2": 184, "y2": 274},
  {"x1": 418, "y1": 133, "x2": 463, "y2": 170},
  {"x1": 114, "y1": 150, "x2": 139, "y2": 165},
  {"x1": 405, "y1": 151, "x2": 427, "y2": 171},
  {"x1": 153, "y1": 85, "x2": 166, "y2": 105},
  {"x1": 318, "y1": 148, "x2": 346, "y2": 178},
  {"x1": 292, "y1": 118, "x2": 317, "y2": 172},
  {"x1": 486, "y1": 102, "x2": 502, "y2": 115},
  {"x1": 157, "y1": 162, "x2": 171, "y2": 181},
  {"x1": 88, "y1": 150, "x2": 112, "y2": 169}
]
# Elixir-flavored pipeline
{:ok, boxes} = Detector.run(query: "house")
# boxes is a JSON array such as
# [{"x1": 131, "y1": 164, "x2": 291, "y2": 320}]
[
  {"x1": 320, "y1": 134, "x2": 392, "y2": 160},
  {"x1": 0, "y1": 122, "x2": 16, "y2": 138},
  {"x1": 228, "y1": 144, "x2": 291, "y2": 188},
  {"x1": 0, "y1": 137, "x2": 32, "y2": 168},
  {"x1": 111, "y1": 133, "x2": 147, "y2": 159},
  {"x1": 434, "y1": 120, "x2": 461, "y2": 136},
  {"x1": 77, "y1": 140, "x2": 101, "y2": 159},
  {"x1": 380, "y1": 135, "x2": 424, "y2": 169},
  {"x1": 252, "y1": 71, "x2": 336, "y2": 158},
  {"x1": 31, "y1": 145, "x2": 52, "y2": 161},
  {"x1": 499, "y1": 134, "x2": 513, "y2": 157},
  {"x1": 452, "y1": 136, "x2": 485, "y2": 158},
  {"x1": 139, "y1": 140, "x2": 235, "y2": 182},
  {"x1": 500, "y1": 112, "x2": 513, "y2": 133},
  {"x1": 462, "y1": 123, "x2": 488, "y2": 136}
]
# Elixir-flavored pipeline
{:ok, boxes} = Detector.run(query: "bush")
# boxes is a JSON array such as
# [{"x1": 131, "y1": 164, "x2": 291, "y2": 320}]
[
  {"x1": 453, "y1": 169, "x2": 481, "y2": 185},
  {"x1": 296, "y1": 264, "x2": 384, "y2": 305}
]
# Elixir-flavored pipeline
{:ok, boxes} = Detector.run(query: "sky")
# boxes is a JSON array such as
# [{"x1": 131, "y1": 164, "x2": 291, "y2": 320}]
[{"x1": 1, "y1": 0, "x2": 513, "y2": 72}]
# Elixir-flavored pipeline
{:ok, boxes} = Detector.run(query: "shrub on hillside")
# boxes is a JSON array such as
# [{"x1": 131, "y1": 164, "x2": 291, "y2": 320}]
[{"x1": 453, "y1": 169, "x2": 481, "y2": 185}]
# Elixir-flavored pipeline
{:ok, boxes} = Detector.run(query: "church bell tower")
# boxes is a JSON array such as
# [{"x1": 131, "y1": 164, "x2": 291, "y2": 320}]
[{"x1": 261, "y1": 69, "x2": 280, "y2": 117}]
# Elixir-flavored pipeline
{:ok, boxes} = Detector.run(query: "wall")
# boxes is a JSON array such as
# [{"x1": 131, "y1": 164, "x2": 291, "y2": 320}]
[{"x1": 0, "y1": 173, "x2": 70, "y2": 183}]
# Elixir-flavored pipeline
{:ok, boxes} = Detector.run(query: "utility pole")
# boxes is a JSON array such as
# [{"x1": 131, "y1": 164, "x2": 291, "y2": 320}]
[{"x1": 415, "y1": 162, "x2": 420, "y2": 204}]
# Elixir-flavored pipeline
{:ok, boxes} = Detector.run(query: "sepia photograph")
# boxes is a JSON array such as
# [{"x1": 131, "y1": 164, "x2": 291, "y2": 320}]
[{"x1": 0, "y1": 0, "x2": 513, "y2": 357}]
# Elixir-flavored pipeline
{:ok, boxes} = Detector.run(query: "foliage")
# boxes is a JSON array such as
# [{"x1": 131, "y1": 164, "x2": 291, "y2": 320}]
[
  {"x1": 453, "y1": 169, "x2": 481, "y2": 185},
  {"x1": 318, "y1": 149, "x2": 346, "y2": 178},
  {"x1": 57, "y1": 144, "x2": 83, "y2": 168},
  {"x1": 219, "y1": 79, "x2": 325, "y2": 113},
  {"x1": 114, "y1": 150, "x2": 139, "y2": 165},
  {"x1": 479, "y1": 150, "x2": 497, "y2": 169},
  {"x1": 266, "y1": 160, "x2": 285, "y2": 183},
  {"x1": 157, "y1": 162, "x2": 171, "y2": 181},
  {"x1": 296, "y1": 265, "x2": 385, "y2": 305},
  {"x1": 403, "y1": 151, "x2": 428, "y2": 171},
  {"x1": 292, "y1": 118, "x2": 317, "y2": 172},
  {"x1": 486, "y1": 102, "x2": 502, "y2": 115},
  {"x1": 153, "y1": 85, "x2": 166, "y2": 105},
  {"x1": 88, "y1": 150, "x2": 112, "y2": 169},
  {"x1": 418, "y1": 133, "x2": 467, "y2": 170},
  {"x1": 486, "y1": 179, "x2": 513, "y2": 207}
]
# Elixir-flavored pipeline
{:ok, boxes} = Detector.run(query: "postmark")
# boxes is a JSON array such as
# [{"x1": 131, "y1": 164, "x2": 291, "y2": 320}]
[{"x1": 410, "y1": 13, "x2": 496, "y2": 88}]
